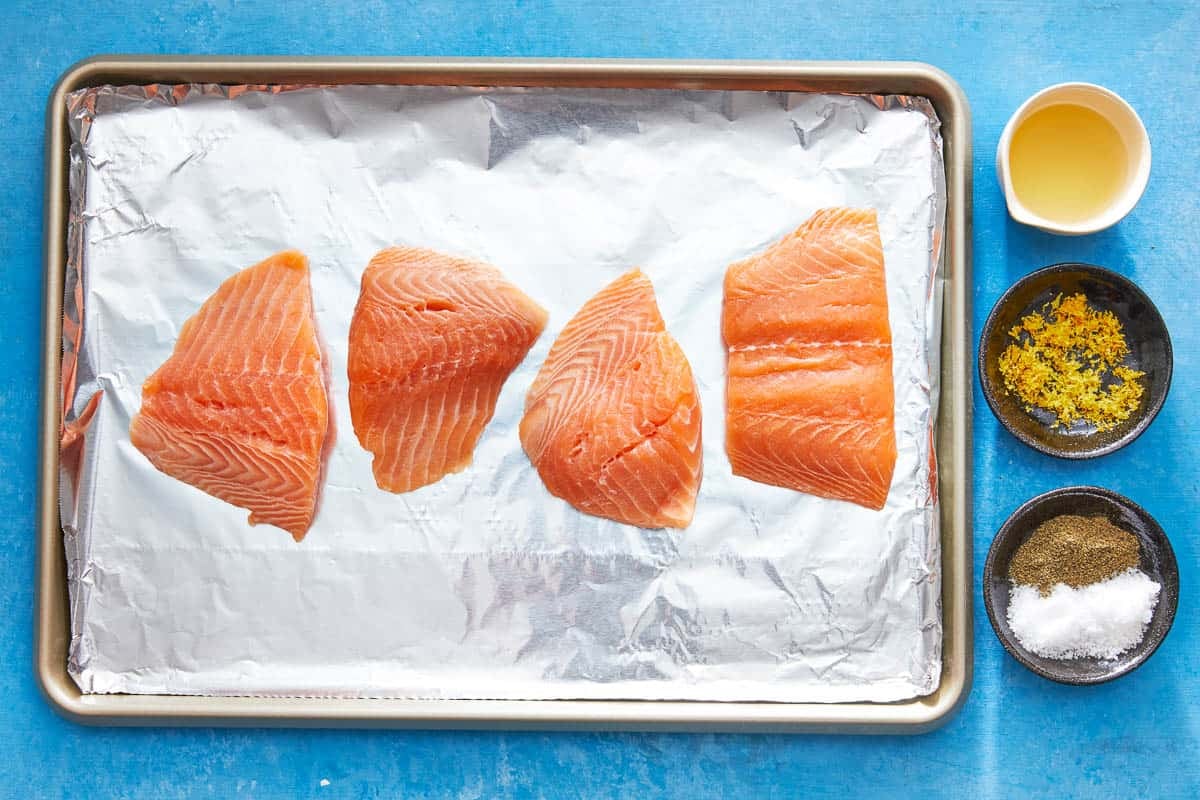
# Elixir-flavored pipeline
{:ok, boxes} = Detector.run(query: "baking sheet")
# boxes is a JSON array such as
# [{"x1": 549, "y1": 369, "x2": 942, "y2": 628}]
[{"x1": 62, "y1": 82, "x2": 944, "y2": 703}]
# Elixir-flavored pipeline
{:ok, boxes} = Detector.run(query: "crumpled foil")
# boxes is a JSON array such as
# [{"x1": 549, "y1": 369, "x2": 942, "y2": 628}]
[{"x1": 62, "y1": 83, "x2": 944, "y2": 702}]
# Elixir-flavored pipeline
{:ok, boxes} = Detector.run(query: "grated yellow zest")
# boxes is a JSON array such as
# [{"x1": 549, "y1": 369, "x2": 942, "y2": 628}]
[{"x1": 997, "y1": 293, "x2": 1145, "y2": 432}]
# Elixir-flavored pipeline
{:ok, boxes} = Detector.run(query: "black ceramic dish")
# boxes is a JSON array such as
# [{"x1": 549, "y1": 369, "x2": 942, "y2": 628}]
[
  {"x1": 984, "y1": 486, "x2": 1178, "y2": 684},
  {"x1": 978, "y1": 263, "x2": 1172, "y2": 458}
]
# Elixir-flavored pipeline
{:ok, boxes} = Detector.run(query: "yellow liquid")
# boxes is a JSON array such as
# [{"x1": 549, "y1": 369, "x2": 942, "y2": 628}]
[{"x1": 1008, "y1": 103, "x2": 1129, "y2": 224}]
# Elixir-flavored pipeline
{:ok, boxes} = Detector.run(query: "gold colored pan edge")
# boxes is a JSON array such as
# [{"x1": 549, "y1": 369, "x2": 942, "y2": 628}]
[{"x1": 37, "y1": 55, "x2": 973, "y2": 732}]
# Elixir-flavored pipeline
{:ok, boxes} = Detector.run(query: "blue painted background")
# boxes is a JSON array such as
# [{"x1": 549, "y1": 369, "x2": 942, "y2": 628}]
[{"x1": 3, "y1": 1, "x2": 1197, "y2": 797}]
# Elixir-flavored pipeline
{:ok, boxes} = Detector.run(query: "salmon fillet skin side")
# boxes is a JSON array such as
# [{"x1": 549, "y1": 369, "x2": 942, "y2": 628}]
[
  {"x1": 521, "y1": 269, "x2": 703, "y2": 529},
  {"x1": 129, "y1": 250, "x2": 331, "y2": 541},
  {"x1": 723, "y1": 208, "x2": 897, "y2": 511}
]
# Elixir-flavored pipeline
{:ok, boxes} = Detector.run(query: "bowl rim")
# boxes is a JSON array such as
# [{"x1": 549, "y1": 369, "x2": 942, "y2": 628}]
[
  {"x1": 982, "y1": 484, "x2": 1179, "y2": 685},
  {"x1": 977, "y1": 262, "x2": 1173, "y2": 459}
]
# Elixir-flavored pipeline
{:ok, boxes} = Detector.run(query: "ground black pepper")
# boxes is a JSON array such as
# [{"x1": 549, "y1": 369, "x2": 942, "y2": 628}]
[{"x1": 1008, "y1": 514, "x2": 1140, "y2": 595}]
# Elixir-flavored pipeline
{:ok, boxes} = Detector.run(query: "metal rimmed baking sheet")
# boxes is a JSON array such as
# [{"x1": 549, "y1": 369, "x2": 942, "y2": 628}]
[{"x1": 38, "y1": 56, "x2": 972, "y2": 732}]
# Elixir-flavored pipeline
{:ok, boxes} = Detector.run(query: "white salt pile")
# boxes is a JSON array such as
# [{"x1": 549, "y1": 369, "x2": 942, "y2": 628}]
[{"x1": 1006, "y1": 568, "x2": 1161, "y2": 660}]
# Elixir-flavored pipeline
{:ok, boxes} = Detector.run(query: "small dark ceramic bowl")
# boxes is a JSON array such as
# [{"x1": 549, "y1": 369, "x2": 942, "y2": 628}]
[
  {"x1": 984, "y1": 486, "x2": 1179, "y2": 684},
  {"x1": 978, "y1": 263, "x2": 1172, "y2": 458}
]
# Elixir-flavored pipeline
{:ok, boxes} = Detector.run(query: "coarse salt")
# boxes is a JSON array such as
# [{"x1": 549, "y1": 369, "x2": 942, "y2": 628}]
[{"x1": 1006, "y1": 568, "x2": 1161, "y2": 660}]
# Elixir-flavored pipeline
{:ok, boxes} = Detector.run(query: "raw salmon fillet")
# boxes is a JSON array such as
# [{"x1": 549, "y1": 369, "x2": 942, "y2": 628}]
[
  {"x1": 521, "y1": 269, "x2": 702, "y2": 528},
  {"x1": 348, "y1": 247, "x2": 548, "y2": 493},
  {"x1": 723, "y1": 208, "x2": 897, "y2": 510},
  {"x1": 129, "y1": 250, "x2": 330, "y2": 540}
]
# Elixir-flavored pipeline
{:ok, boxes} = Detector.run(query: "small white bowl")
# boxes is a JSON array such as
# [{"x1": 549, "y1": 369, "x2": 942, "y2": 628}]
[{"x1": 996, "y1": 83, "x2": 1151, "y2": 236}]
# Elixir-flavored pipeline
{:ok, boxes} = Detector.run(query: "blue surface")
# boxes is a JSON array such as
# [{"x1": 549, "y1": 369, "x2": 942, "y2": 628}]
[{"x1": 3, "y1": 1, "x2": 1198, "y2": 796}]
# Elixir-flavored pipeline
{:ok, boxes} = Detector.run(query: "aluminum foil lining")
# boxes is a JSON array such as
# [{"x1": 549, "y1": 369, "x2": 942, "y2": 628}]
[{"x1": 62, "y1": 83, "x2": 945, "y2": 702}]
